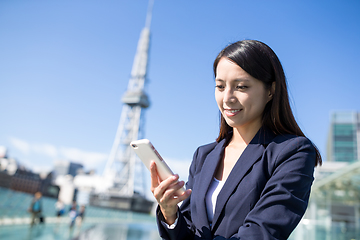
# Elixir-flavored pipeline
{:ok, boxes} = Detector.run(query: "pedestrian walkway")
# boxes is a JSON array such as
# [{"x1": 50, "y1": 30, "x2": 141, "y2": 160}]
[
  {"x1": 0, "y1": 187, "x2": 160, "y2": 240},
  {"x1": 1, "y1": 219, "x2": 94, "y2": 240},
  {"x1": 0, "y1": 217, "x2": 160, "y2": 240}
]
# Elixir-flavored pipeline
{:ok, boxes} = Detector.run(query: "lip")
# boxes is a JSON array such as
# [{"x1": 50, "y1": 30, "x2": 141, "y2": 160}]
[{"x1": 223, "y1": 108, "x2": 242, "y2": 117}]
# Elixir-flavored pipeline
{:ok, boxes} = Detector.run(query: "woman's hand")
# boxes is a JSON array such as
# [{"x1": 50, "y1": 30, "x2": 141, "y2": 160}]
[{"x1": 150, "y1": 161, "x2": 192, "y2": 225}]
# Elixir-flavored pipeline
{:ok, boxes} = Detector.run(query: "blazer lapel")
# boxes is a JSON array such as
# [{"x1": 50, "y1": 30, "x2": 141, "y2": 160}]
[
  {"x1": 211, "y1": 128, "x2": 275, "y2": 229},
  {"x1": 194, "y1": 138, "x2": 227, "y2": 229}
]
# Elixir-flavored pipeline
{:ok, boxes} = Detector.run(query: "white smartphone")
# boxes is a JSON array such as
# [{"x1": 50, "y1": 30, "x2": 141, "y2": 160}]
[{"x1": 130, "y1": 139, "x2": 185, "y2": 195}]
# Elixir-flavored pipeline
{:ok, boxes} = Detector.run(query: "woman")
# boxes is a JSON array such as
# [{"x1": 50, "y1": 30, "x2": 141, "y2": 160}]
[
  {"x1": 28, "y1": 192, "x2": 43, "y2": 226},
  {"x1": 150, "y1": 40, "x2": 321, "y2": 240}
]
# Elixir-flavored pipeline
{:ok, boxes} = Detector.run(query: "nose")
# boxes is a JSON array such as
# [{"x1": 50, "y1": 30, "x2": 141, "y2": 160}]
[{"x1": 223, "y1": 87, "x2": 236, "y2": 104}]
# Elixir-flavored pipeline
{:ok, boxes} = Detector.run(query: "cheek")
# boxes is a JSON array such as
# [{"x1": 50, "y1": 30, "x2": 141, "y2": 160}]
[
  {"x1": 215, "y1": 93, "x2": 223, "y2": 107},
  {"x1": 242, "y1": 94, "x2": 267, "y2": 111},
  {"x1": 253, "y1": 95, "x2": 269, "y2": 112}
]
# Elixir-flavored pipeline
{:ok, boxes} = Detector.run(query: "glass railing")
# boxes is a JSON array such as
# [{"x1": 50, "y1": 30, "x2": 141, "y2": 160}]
[{"x1": 290, "y1": 219, "x2": 360, "y2": 240}]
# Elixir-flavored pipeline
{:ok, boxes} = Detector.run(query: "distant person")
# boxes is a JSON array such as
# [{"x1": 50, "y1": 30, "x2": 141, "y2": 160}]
[
  {"x1": 55, "y1": 199, "x2": 65, "y2": 219},
  {"x1": 28, "y1": 192, "x2": 43, "y2": 226},
  {"x1": 150, "y1": 40, "x2": 322, "y2": 239},
  {"x1": 69, "y1": 200, "x2": 77, "y2": 228},
  {"x1": 76, "y1": 205, "x2": 86, "y2": 227}
]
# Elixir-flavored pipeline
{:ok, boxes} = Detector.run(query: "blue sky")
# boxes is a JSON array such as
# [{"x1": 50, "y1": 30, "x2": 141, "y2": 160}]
[{"x1": 1, "y1": 0, "x2": 360, "y2": 179}]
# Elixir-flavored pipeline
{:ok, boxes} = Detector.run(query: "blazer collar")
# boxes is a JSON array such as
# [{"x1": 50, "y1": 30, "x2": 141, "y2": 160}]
[
  {"x1": 194, "y1": 127, "x2": 276, "y2": 230},
  {"x1": 194, "y1": 137, "x2": 226, "y2": 230}
]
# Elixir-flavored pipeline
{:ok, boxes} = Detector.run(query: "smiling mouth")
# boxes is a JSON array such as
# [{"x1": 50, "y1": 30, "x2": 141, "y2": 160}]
[
  {"x1": 226, "y1": 109, "x2": 241, "y2": 113},
  {"x1": 224, "y1": 109, "x2": 242, "y2": 116}
]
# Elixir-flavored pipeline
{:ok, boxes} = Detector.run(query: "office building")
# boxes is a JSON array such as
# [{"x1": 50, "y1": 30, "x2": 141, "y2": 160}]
[
  {"x1": 54, "y1": 160, "x2": 83, "y2": 178},
  {"x1": 327, "y1": 111, "x2": 360, "y2": 163}
]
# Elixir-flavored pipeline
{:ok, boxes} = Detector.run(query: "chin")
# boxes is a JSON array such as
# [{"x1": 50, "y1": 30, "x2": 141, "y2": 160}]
[{"x1": 224, "y1": 119, "x2": 239, "y2": 128}]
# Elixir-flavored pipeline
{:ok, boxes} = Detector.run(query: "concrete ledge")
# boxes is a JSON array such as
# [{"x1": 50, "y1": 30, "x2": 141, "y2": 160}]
[{"x1": 0, "y1": 216, "x2": 143, "y2": 226}]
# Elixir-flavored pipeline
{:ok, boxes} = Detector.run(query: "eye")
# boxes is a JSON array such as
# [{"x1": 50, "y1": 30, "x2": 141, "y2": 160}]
[
  {"x1": 236, "y1": 85, "x2": 248, "y2": 90},
  {"x1": 215, "y1": 84, "x2": 225, "y2": 90}
]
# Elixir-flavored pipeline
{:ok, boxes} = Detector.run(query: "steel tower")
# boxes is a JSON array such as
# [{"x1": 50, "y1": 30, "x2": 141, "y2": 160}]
[{"x1": 102, "y1": 0, "x2": 154, "y2": 198}]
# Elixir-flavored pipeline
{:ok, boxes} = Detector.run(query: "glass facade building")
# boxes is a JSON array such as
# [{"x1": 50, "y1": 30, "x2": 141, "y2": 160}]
[
  {"x1": 289, "y1": 111, "x2": 360, "y2": 239},
  {"x1": 327, "y1": 111, "x2": 360, "y2": 162}
]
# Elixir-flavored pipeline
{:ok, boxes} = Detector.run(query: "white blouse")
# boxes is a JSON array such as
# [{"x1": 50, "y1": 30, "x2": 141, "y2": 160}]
[
  {"x1": 163, "y1": 177, "x2": 225, "y2": 229},
  {"x1": 205, "y1": 177, "x2": 225, "y2": 223}
]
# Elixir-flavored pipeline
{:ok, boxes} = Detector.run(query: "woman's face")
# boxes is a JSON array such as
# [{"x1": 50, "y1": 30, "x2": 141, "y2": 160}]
[{"x1": 215, "y1": 57, "x2": 272, "y2": 132}]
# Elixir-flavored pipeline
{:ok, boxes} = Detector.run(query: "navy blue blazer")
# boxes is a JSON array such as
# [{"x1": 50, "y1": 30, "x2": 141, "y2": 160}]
[{"x1": 156, "y1": 128, "x2": 316, "y2": 240}]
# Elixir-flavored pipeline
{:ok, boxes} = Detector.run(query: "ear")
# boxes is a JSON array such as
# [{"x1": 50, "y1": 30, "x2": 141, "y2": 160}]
[{"x1": 267, "y1": 82, "x2": 276, "y2": 101}]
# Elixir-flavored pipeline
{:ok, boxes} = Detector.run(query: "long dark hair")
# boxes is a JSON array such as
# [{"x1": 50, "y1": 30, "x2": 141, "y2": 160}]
[{"x1": 213, "y1": 40, "x2": 322, "y2": 166}]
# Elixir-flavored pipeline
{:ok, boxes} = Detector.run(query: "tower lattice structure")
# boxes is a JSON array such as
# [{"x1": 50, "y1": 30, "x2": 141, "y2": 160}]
[{"x1": 102, "y1": 1, "x2": 153, "y2": 197}]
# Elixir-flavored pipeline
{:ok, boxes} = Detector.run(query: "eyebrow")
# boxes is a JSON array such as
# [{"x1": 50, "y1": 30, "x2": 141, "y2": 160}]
[{"x1": 215, "y1": 78, "x2": 251, "y2": 83}]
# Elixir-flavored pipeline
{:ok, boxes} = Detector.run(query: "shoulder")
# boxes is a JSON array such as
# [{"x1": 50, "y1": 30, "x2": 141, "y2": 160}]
[
  {"x1": 266, "y1": 134, "x2": 316, "y2": 174},
  {"x1": 269, "y1": 134, "x2": 315, "y2": 154},
  {"x1": 192, "y1": 141, "x2": 218, "y2": 162},
  {"x1": 189, "y1": 141, "x2": 219, "y2": 173},
  {"x1": 195, "y1": 141, "x2": 218, "y2": 155}
]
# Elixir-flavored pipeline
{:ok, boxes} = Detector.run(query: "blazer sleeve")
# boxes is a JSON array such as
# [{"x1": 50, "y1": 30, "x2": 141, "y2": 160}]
[
  {"x1": 217, "y1": 136, "x2": 316, "y2": 240},
  {"x1": 156, "y1": 146, "x2": 201, "y2": 240}
]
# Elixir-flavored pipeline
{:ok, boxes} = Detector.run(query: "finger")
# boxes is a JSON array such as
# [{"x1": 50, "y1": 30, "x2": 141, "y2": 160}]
[
  {"x1": 161, "y1": 180, "x2": 188, "y2": 201},
  {"x1": 177, "y1": 189, "x2": 192, "y2": 202},
  {"x1": 150, "y1": 161, "x2": 160, "y2": 188},
  {"x1": 153, "y1": 175, "x2": 180, "y2": 200},
  {"x1": 157, "y1": 182, "x2": 191, "y2": 217},
  {"x1": 161, "y1": 187, "x2": 192, "y2": 207},
  {"x1": 167, "y1": 180, "x2": 185, "y2": 194}
]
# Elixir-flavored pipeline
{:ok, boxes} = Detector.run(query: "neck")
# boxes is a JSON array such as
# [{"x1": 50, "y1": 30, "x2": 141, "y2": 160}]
[{"x1": 231, "y1": 123, "x2": 262, "y2": 146}]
